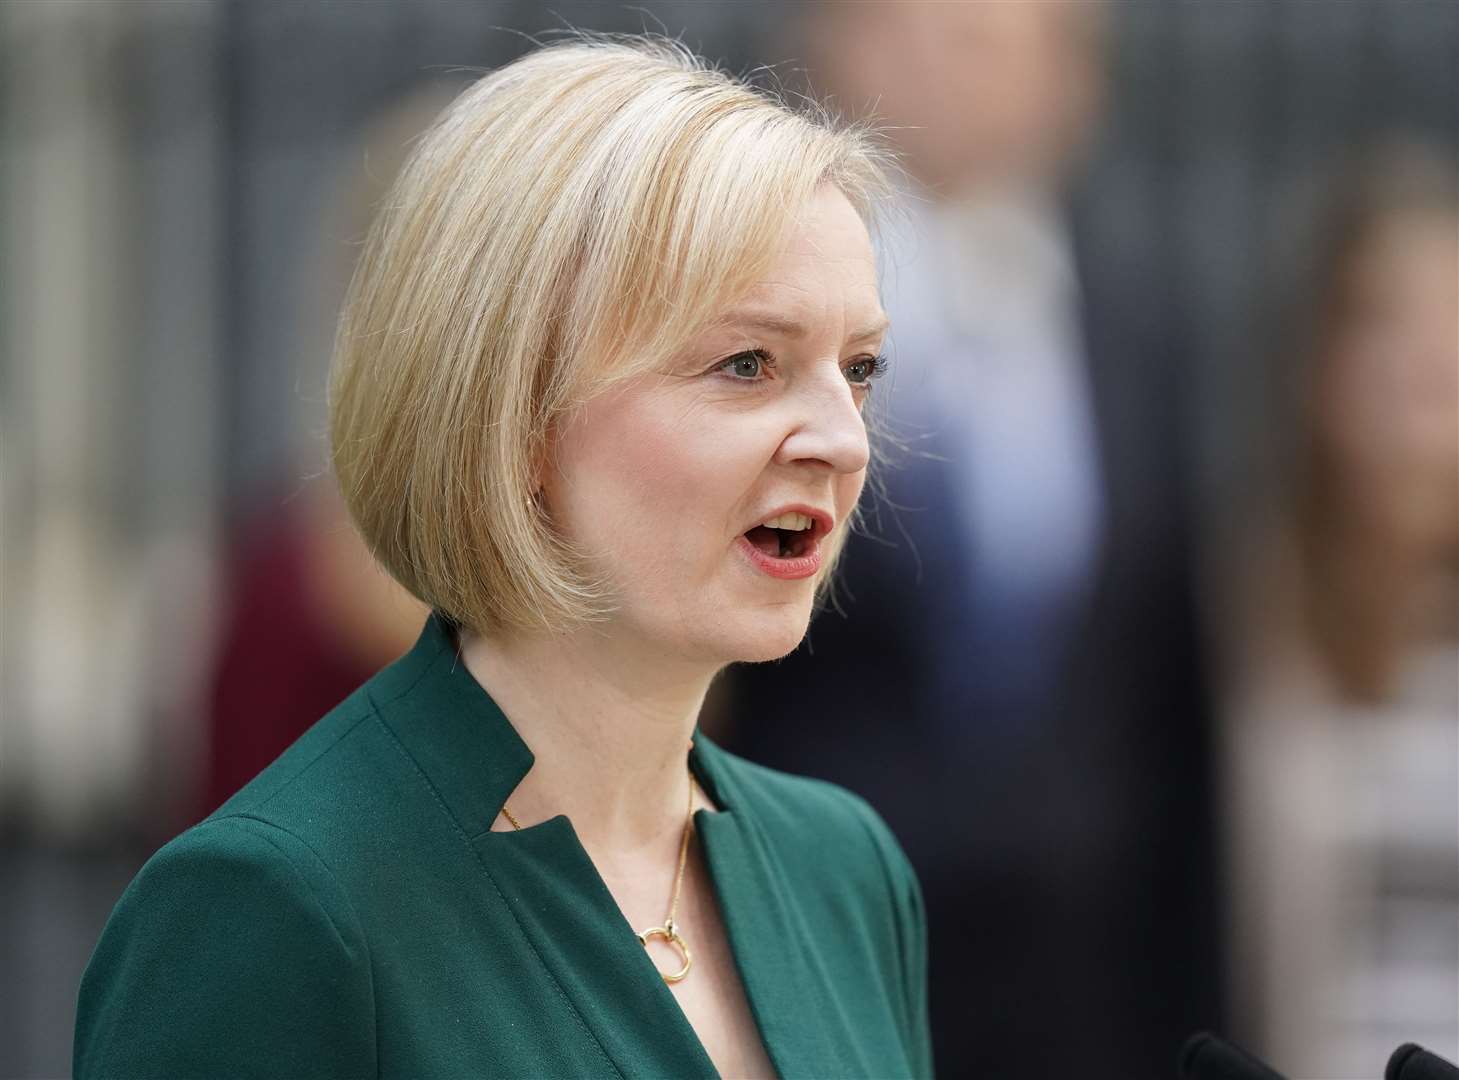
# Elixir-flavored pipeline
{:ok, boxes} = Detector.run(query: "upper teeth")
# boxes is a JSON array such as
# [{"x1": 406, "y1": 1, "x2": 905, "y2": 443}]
[{"x1": 762, "y1": 512, "x2": 814, "y2": 531}]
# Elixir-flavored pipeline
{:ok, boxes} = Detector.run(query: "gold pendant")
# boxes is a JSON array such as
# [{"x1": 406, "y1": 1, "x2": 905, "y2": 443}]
[{"x1": 637, "y1": 917, "x2": 692, "y2": 983}]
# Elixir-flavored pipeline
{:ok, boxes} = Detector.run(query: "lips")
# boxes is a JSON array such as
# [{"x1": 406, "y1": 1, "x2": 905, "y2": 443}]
[
  {"x1": 736, "y1": 506, "x2": 833, "y2": 581},
  {"x1": 736, "y1": 533, "x2": 823, "y2": 579}
]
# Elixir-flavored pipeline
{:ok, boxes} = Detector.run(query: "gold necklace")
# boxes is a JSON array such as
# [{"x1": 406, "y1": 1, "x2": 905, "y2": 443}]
[{"x1": 497, "y1": 749, "x2": 697, "y2": 984}]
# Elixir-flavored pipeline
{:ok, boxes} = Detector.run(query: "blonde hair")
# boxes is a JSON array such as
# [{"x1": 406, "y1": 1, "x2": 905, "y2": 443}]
[{"x1": 330, "y1": 36, "x2": 891, "y2": 635}]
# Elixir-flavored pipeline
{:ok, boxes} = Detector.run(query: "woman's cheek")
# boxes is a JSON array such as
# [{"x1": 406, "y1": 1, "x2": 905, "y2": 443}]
[{"x1": 838, "y1": 468, "x2": 868, "y2": 514}]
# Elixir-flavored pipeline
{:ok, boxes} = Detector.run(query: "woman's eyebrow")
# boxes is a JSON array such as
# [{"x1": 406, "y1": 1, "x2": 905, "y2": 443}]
[{"x1": 718, "y1": 310, "x2": 891, "y2": 344}]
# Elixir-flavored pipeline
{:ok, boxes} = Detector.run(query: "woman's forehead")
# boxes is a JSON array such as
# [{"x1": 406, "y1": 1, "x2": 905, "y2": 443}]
[
  {"x1": 781, "y1": 185, "x2": 878, "y2": 257},
  {"x1": 710, "y1": 307, "x2": 890, "y2": 345},
  {"x1": 712, "y1": 193, "x2": 884, "y2": 332}
]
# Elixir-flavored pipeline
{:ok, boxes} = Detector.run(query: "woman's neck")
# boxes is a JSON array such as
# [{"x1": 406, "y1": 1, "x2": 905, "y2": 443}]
[{"x1": 457, "y1": 624, "x2": 716, "y2": 858}]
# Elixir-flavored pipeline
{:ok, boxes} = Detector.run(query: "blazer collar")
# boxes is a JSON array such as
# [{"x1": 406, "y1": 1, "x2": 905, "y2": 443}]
[{"x1": 366, "y1": 613, "x2": 733, "y2": 839}]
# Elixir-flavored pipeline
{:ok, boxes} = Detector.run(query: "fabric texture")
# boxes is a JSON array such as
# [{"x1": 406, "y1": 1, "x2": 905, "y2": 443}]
[{"x1": 75, "y1": 614, "x2": 933, "y2": 1079}]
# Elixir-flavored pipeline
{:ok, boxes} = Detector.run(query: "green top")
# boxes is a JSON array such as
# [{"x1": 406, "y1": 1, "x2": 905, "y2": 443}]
[{"x1": 75, "y1": 614, "x2": 934, "y2": 1078}]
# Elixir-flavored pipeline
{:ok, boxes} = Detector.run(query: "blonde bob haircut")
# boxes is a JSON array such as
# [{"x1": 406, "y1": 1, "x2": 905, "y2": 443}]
[{"x1": 330, "y1": 36, "x2": 892, "y2": 636}]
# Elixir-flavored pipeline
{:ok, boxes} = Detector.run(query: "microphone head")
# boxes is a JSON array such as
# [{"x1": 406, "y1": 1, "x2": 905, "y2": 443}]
[
  {"x1": 1181, "y1": 1033, "x2": 1217, "y2": 1077},
  {"x1": 1180, "y1": 1031, "x2": 1287, "y2": 1080},
  {"x1": 1386, "y1": 1043, "x2": 1459, "y2": 1080}
]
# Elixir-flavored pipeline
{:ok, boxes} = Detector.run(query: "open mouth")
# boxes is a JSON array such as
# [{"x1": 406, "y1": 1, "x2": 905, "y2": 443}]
[
  {"x1": 743, "y1": 524, "x2": 814, "y2": 560},
  {"x1": 736, "y1": 509, "x2": 828, "y2": 580}
]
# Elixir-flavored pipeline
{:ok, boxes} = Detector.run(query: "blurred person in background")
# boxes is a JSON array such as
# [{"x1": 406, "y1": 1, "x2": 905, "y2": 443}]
[
  {"x1": 1220, "y1": 139, "x2": 1458, "y2": 1078},
  {"x1": 75, "y1": 39, "x2": 931, "y2": 1078},
  {"x1": 722, "y1": 3, "x2": 1221, "y2": 1076}
]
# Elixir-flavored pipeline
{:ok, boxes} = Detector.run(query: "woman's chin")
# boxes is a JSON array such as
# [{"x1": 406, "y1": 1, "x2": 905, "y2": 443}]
[
  {"x1": 722, "y1": 610, "x2": 813, "y2": 664},
  {"x1": 731, "y1": 643, "x2": 798, "y2": 665}
]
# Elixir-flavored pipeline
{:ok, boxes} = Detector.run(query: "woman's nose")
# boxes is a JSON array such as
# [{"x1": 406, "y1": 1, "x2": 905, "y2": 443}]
[{"x1": 773, "y1": 368, "x2": 872, "y2": 474}]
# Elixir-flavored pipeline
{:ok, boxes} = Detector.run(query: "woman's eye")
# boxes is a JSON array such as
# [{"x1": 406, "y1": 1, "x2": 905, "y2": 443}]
[
  {"x1": 717, "y1": 349, "x2": 772, "y2": 380},
  {"x1": 844, "y1": 354, "x2": 889, "y2": 386}
]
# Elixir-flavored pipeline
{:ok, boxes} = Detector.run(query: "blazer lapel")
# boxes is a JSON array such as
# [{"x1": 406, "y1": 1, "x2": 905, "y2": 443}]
[
  {"x1": 371, "y1": 615, "x2": 719, "y2": 1077},
  {"x1": 692, "y1": 737, "x2": 857, "y2": 1077}
]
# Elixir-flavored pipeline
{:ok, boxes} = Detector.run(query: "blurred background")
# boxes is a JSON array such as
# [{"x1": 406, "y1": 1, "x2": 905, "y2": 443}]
[{"x1": 1, "y1": 2, "x2": 1454, "y2": 1077}]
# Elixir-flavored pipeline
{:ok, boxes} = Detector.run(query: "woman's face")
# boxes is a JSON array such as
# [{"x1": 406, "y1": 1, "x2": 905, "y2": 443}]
[
  {"x1": 1318, "y1": 209, "x2": 1459, "y2": 547},
  {"x1": 542, "y1": 185, "x2": 887, "y2": 667}
]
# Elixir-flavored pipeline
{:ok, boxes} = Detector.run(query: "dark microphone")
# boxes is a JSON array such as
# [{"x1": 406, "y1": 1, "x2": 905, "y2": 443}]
[
  {"x1": 1387, "y1": 1043, "x2": 1459, "y2": 1080},
  {"x1": 1180, "y1": 1032, "x2": 1287, "y2": 1080}
]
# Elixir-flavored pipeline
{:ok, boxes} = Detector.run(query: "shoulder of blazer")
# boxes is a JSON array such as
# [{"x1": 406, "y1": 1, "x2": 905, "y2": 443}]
[{"x1": 75, "y1": 814, "x2": 377, "y2": 1078}]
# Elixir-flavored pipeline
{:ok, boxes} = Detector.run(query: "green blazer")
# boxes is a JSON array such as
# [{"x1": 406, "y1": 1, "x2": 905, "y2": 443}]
[{"x1": 75, "y1": 615, "x2": 934, "y2": 1078}]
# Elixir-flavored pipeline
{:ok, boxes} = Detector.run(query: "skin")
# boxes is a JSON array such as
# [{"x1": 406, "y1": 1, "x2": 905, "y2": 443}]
[
  {"x1": 802, "y1": 0, "x2": 1105, "y2": 195},
  {"x1": 1316, "y1": 210, "x2": 1458, "y2": 549},
  {"x1": 458, "y1": 185, "x2": 885, "y2": 1073},
  {"x1": 461, "y1": 183, "x2": 886, "y2": 847},
  {"x1": 1303, "y1": 208, "x2": 1459, "y2": 698}
]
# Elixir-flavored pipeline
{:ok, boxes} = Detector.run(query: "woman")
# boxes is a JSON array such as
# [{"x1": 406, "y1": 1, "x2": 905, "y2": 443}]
[
  {"x1": 75, "y1": 37, "x2": 932, "y2": 1079},
  {"x1": 1220, "y1": 141, "x2": 1458, "y2": 1075}
]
